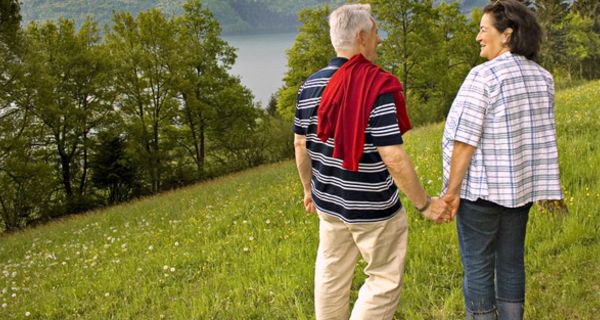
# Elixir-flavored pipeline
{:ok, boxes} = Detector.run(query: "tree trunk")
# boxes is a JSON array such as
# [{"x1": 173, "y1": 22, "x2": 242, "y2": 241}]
[
  {"x1": 152, "y1": 120, "x2": 160, "y2": 193},
  {"x1": 183, "y1": 95, "x2": 204, "y2": 174},
  {"x1": 58, "y1": 147, "x2": 73, "y2": 198},
  {"x1": 79, "y1": 131, "x2": 88, "y2": 196}
]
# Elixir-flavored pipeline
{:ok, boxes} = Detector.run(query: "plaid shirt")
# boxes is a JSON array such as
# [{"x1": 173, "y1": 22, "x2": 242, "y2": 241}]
[{"x1": 442, "y1": 52, "x2": 563, "y2": 208}]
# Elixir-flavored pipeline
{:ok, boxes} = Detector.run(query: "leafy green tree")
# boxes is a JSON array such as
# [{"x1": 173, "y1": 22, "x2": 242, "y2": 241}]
[
  {"x1": 558, "y1": 11, "x2": 600, "y2": 81},
  {"x1": 535, "y1": 0, "x2": 571, "y2": 67},
  {"x1": 105, "y1": 9, "x2": 180, "y2": 193},
  {"x1": 374, "y1": 0, "x2": 480, "y2": 124},
  {"x1": 0, "y1": 0, "x2": 26, "y2": 166},
  {"x1": 174, "y1": 0, "x2": 236, "y2": 176},
  {"x1": 0, "y1": 139, "x2": 55, "y2": 231},
  {"x1": 277, "y1": 5, "x2": 335, "y2": 122},
  {"x1": 572, "y1": 0, "x2": 600, "y2": 79},
  {"x1": 23, "y1": 18, "x2": 113, "y2": 211}
]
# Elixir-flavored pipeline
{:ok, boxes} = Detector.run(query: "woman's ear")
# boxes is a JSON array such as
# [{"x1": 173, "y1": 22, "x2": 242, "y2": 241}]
[{"x1": 503, "y1": 27, "x2": 513, "y2": 46}]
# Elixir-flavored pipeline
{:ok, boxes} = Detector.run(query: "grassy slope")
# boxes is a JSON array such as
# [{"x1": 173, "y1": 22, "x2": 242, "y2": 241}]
[{"x1": 1, "y1": 81, "x2": 599, "y2": 319}]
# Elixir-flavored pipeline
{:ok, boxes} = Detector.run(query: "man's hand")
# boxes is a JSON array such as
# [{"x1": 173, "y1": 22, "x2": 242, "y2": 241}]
[
  {"x1": 422, "y1": 197, "x2": 453, "y2": 224},
  {"x1": 304, "y1": 192, "x2": 316, "y2": 213},
  {"x1": 442, "y1": 193, "x2": 460, "y2": 218}
]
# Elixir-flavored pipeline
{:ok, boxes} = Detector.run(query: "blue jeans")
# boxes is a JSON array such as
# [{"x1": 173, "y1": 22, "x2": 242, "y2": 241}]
[{"x1": 456, "y1": 199, "x2": 532, "y2": 320}]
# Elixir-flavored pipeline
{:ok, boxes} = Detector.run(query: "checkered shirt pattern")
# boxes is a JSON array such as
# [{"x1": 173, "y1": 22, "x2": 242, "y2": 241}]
[{"x1": 442, "y1": 52, "x2": 563, "y2": 208}]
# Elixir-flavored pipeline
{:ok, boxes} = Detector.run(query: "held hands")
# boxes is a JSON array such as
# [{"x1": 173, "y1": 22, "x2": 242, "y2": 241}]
[
  {"x1": 421, "y1": 197, "x2": 454, "y2": 224},
  {"x1": 441, "y1": 193, "x2": 460, "y2": 219}
]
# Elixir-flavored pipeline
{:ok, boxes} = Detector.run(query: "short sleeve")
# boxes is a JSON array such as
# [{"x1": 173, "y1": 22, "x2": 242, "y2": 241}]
[
  {"x1": 293, "y1": 83, "x2": 308, "y2": 135},
  {"x1": 367, "y1": 93, "x2": 403, "y2": 146},
  {"x1": 446, "y1": 68, "x2": 489, "y2": 147}
]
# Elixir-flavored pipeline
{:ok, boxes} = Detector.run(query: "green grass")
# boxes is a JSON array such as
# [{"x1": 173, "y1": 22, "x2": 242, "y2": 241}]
[{"x1": 1, "y1": 81, "x2": 599, "y2": 319}]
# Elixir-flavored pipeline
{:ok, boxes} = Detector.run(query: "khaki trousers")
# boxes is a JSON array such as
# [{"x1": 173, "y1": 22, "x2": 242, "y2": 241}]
[{"x1": 315, "y1": 209, "x2": 409, "y2": 320}]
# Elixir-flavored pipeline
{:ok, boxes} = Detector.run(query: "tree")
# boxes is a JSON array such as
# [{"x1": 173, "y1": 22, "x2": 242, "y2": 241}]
[
  {"x1": 535, "y1": 0, "x2": 571, "y2": 68},
  {"x1": 277, "y1": 5, "x2": 335, "y2": 121},
  {"x1": 174, "y1": 0, "x2": 237, "y2": 177},
  {"x1": 90, "y1": 133, "x2": 138, "y2": 204},
  {"x1": 0, "y1": 0, "x2": 26, "y2": 166},
  {"x1": 572, "y1": 0, "x2": 600, "y2": 79},
  {"x1": 0, "y1": 136, "x2": 55, "y2": 231},
  {"x1": 23, "y1": 18, "x2": 113, "y2": 212},
  {"x1": 106, "y1": 9, "x2": 180, "y2": 193},
  {"x1": 266, "y1": 93, "x2": 278, "y2": 117},
  {"x1": 0, "y1": 0, "x2": 21, "y2": 48},
  {"x1": 373, "y1": 0, "x2": 480, "y2": 124}
]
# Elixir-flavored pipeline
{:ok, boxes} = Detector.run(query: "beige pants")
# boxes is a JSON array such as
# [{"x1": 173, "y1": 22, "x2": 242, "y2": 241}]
[{"x1": 315, "y1": 209, "x2": 409, "y2": 320}]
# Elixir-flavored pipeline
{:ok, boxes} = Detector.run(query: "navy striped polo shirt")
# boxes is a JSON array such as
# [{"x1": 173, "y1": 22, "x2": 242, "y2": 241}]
[{"x1": 294, "y1": 57, "x2": 404, "y2": 223}]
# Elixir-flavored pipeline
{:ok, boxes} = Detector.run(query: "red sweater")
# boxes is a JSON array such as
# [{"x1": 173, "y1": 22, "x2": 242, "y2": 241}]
[{"x1": 317, "y1": 54, "x2": 412, "y2": 171}]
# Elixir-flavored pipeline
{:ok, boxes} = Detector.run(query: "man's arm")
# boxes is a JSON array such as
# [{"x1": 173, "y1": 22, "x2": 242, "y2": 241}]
[
  {"x1": 378, "y1": 144, "x2": 450, "y2": 223},
  {"x1": 442, "y1": 141, "x2": 476, "y2": 217},
  {"x1": 294, "y1": 134, "x2": 316, "y2": 213}
]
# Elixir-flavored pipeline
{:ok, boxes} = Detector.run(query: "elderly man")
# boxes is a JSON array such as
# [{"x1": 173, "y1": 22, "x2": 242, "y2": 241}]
[{"x1": 293, "y1": 4, "x2": 451, "y2": 320}]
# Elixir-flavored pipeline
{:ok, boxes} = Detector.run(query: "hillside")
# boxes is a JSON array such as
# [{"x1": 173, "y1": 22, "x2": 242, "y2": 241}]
[
  {"x1": 1, "y1": 80, "x2": 598, "y2": 318},
  {"x1": 19, "y1": 0, "x2": 487, "y2": 35}
]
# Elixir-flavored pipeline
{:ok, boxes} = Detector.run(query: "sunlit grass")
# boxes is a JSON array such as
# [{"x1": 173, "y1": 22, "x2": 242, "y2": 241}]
[{"x1": 1, "y1": 81, "x2": 599, "y2": 319}]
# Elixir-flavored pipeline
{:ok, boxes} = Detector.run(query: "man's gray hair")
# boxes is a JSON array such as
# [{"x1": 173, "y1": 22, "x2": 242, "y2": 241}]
[{"x1": 329, "y1": 4, "x2": 374, "y2": 52}]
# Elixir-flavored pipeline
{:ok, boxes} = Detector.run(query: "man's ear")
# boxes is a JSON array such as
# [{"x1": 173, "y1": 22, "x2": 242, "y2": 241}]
[{"x1": 356, "y1": 31, "x2": 365, "y2": 47}]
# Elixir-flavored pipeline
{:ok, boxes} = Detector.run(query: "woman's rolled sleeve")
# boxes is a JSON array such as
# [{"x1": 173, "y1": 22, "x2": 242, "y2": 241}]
[{"x1": 448, "y1": 70, "x2": 489, "y2": 147}]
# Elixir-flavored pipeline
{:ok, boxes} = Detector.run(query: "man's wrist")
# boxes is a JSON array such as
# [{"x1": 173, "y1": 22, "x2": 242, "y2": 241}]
[{"x1": 415, "y1": 195, "x2": 431, "y2": 212}]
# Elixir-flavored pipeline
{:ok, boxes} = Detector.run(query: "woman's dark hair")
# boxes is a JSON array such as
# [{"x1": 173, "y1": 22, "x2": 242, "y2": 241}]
[{"x1": 483, "y1": 0, "x2": 542, "y2": 61}]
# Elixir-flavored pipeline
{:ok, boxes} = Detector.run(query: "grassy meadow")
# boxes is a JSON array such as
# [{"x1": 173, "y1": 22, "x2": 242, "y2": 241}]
[{"x1": 1, "y1": 81, "x2": 599, "y2": 319}]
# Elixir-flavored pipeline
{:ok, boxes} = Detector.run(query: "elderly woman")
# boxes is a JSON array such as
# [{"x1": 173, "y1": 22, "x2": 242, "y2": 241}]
[{"x1": 441, "y1": 1, "x2": 563, "y2": 319}]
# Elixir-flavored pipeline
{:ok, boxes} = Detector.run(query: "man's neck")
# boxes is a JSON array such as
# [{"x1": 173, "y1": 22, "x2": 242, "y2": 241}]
[{"x1": 336, "y1": 50, "x2": 359, "y2": 60}]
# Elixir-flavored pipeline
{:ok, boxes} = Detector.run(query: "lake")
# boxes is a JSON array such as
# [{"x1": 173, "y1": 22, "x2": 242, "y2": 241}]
[{"x1": 224, "y1": 32, "x2": 297, "y2": 106}]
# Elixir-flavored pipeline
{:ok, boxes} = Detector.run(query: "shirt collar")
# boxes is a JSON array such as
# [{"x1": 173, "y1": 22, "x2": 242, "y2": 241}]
[{"x1": 329, "y1": 57, "x2": 349, "y2": 68}]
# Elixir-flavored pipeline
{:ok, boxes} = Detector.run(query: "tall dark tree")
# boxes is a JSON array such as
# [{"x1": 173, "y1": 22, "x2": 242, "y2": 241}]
[
  {"x1": 0, "y1": 0, "x2": 21, "y2": 47},
  {"x1": 91, "y1": 133, "x2": 138, "y2": 204},
  {"x1": 266, "y1": 93, "x2": 278, "y2": 117}
]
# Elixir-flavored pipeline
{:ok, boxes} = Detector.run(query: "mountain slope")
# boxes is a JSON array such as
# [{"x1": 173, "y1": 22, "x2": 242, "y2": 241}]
[
  {"x1": 19, "y1": 0, "x2": 488, "y2": 35},
  {"x1": 19, "y1": 0, "x2": 346, "y2": 35}
]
